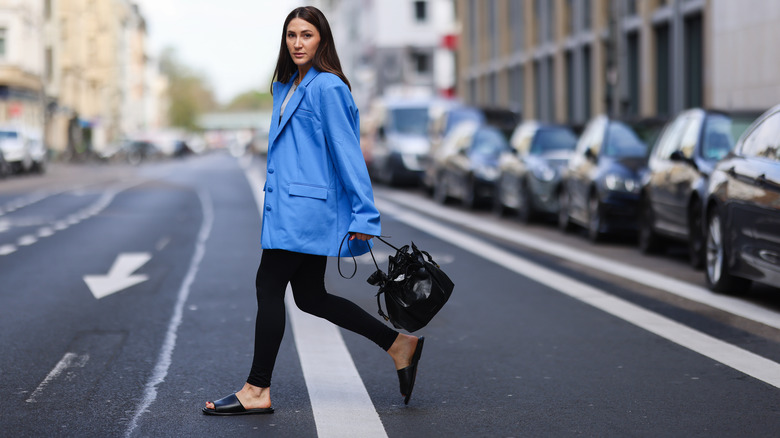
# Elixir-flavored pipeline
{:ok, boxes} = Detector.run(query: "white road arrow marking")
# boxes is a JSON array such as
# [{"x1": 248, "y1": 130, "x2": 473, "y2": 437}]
[{"x1": 84, "y1": 252, "x2": 152, "y2": 299}]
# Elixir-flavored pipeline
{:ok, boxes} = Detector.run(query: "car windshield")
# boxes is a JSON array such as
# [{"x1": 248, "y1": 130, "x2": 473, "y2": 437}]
[
  {"x1": 471, "y1": 128, "x2": 508, "y2": 157},
  {"x1": 0, "y1": 131, "x2": 19, "y2": 139},
  {"x1": 604, "y1": 122, "x2": 647, "y2": 158},
  {"x1": 445, "y1": 108, "x2": 485, "y2": 134},
  {"x1": 531, "y1": 128, "x2": 577, "y2": 155},
  {"x1": 388, "y1": 108, "x2": 429, "y2": 136},
  {"x1": 702, "y1": 114, "x2": 738, "y2": 160}
]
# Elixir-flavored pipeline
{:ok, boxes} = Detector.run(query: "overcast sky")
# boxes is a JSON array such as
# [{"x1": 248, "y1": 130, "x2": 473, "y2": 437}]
[{"x1": 135, "y1": 0, "x2": 301, "y2": 104}]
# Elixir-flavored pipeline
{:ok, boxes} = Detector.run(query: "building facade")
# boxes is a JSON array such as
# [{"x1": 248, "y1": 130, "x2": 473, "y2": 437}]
[
  {"x1": 0, "y1": 0, "x2": 166, "y2": 159},
  {"x1": 0, "y1": 0, "x2": 46, "y2": 138},
  {"x1": 455, "y1": 0, "x2": 779, "y2": 126},
  {"x1": 311, "y1": 0, "x2": 457, "y2": 110}
]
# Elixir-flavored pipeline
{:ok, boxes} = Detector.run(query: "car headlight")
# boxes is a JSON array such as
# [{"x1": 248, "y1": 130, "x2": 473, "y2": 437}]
[
  {"x1": 474, "y1": 165, "x2": 500, "y2": 181},
  {"x1": 400, "y1": 153, "x2": 423, "y2": 171},
  {"x1": 533, "y1": 165, "x2": 556, "y2": 182},
  {"x1": 605, "y1": 174, "x2": 639, "y2": 193}
]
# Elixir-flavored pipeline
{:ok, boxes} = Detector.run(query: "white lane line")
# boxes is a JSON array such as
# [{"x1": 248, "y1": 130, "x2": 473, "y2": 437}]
[
  {"x1": 0, "y1": 244, "x2": 16, "y2": 255},
  {"x1": 379, "y1": 191, "x2": 780, "y2": 331},
  {"x1": 377, "y1": 199, "x2": 780, "y2": 390},
  {"x1": 17, "y1": 235, "x2": 37, "y2": 246},
  {"x1": 124, "y1": 190, "x2": 214, "y2": 438},
  {"x1": 26, "y1": 353, "x2": 90, "y2": 403},
  {"x1": 242, "y1": 159, "x2": 388, "y2": 438},
  {"x1": 287, "y1": 290, "x2": 389, "y2": 438}
]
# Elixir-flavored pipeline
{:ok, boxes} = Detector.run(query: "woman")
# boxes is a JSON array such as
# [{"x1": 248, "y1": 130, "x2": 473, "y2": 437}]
[{"x1": 203, "y1": 6, "x2": 424, "y2": 415}]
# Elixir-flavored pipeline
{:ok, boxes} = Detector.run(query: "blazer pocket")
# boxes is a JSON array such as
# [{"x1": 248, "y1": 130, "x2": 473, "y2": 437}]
[
  {"x1": 289, "y1": 183, "x2": 328, "y2": 200},
  {"x1": 296, "y1": 107, "x2": 316, "y2": 120}
]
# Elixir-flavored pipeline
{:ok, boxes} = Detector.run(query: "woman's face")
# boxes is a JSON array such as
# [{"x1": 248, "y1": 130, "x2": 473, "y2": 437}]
[{"x1": 286, "y1": 18, "x2": 321, "y2": 72}]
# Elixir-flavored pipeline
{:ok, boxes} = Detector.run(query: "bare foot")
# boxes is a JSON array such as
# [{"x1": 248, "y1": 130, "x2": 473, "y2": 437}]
[
  {"x1": 204, "y1": 382, "x2": 272, "y2": 411},
  {"x1": 387, "y1": 333, "x2": 419, "y2": 370}
]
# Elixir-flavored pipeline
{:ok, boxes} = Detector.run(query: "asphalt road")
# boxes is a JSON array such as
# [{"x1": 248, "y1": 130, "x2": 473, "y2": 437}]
[{"x1": 1, "y1": 152, "x2": 779, "y2": 437}]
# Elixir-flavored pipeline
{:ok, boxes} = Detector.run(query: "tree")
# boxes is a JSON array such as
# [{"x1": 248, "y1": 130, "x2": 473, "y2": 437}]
[
  {"x1": 159, "y1": 47, "x2": 217, "y2": 130},
  {"x1": 224, "y1": 90, "x2": 273, "y2": 111}
]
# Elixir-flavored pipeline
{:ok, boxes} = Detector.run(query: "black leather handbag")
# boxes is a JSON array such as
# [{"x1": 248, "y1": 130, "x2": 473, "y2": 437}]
[{"x1": 365, "y1": 237, "x2": 454, "y2": 332}]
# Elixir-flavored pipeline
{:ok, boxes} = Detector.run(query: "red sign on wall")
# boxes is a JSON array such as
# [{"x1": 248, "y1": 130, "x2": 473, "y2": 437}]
[{"x1": 9, "y1": 102, "x2": 22, "y2": 117}]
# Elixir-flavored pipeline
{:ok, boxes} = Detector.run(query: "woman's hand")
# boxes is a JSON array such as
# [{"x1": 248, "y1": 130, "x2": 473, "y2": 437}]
[{"x1": 349, "y1": 232, "x2": 373, "y2": 241}]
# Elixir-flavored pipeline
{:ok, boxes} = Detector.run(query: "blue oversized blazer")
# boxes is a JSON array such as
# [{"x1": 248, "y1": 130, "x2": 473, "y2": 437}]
[{"x1": 261, "y1": 68, "x2": 381, "y2": 257}]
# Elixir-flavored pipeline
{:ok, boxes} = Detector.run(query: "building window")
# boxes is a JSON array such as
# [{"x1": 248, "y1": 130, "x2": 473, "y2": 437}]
[
  {"x1": 46, "y1": 47, "x2": 53, "y2": 82},
  {"x1": 469, "y1": 0, "x2": 478, "y2": 64},
  {"x1": 566, "y1": 51, "x2": 575, "y2": 122},
  {"x1": 510, "y1": 65, "x2": 525, "y2": 112},
  {"x1": 489, "y1": 0, "x2": 499, "y2": 59},
  {"x1": 655, "y1": 24, "x2": 670, "y2": 116},
  {"x1": 583, "y1": 45, "x2": 592, "y2": 120},
  {"x1": 625, "y1": 0, "x2": 638, "y2": 16},
  {"x1": 684, "y1": 14, "x2": 703, "y2": 108},
  {"x1": 469, "y1": 78, "x2": 478, "y2": 105},
  {"x1": 45, "y1": 0, "x2": 52, "y2": 20},
  {"x1": 583, "y1": 0, "x2": 592, "y2": 31},
  {"x1": 534, "y1": 0, "x2": 543, "y2": 44},
  {"x1": 626, "y1": 32, "x2": 640, "y2": 116},
  {"x1": 510, "y1": 0, "x2": 525, "y2": 52},
  {"x1": 534, "y1": 60, "x2": 542, "y2": 118},
  {"x1": 547, "y1": 0, "x2": 555, "y2": 42},
  {"x1": 0, "y1": 28, "x2": 6, "y2": 57},
  {"x1": 489, "y1": 72, "x2": 498, "y2": 104},
  {"x1": 534, "y1": 59, "x2": 554, "y2": 122},
  {"x1": 414, "y1": 1, "x2": 427, "y2": 22},
  {"x1": 411, "y1": 51, "x2": 431, "y2": 75}
]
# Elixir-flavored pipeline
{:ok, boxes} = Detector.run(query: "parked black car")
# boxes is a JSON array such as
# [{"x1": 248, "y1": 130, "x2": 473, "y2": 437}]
[
  {"x1": 431, "y1": 122, "x2": 510, "y2": 209},
  {"x1": 638, "y1": 109, "x2": 758, "y2": 268},
  {"x1": 558, "y1": 115, "x2": 649, "y2": 241},
  {"x1": 703, "y1": 104, "x2": 780, "y2": 293},
  {"x1": 494, "y1": 121, "x2": 578, "y2": 222}
]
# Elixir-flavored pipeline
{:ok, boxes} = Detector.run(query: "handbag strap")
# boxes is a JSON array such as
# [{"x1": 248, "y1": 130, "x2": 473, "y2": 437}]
[
  {"x1": 337, "y1": 233, "x2": 358, "y2": 279},
  {"x1": 337, "y1": 233, "x2": 391, "y2": 279}
]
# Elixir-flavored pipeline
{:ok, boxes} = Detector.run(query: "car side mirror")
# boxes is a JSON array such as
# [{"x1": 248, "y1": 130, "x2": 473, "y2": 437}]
[
  {"x1": 584, "y1": 147, "x2": 597, "y2": 161},
  {"x1": 669, "y1": 150, "x2": 685, "y2": 161},
  {"x1": 670, "y1": 150, "x2": 698, "y2": 170}
]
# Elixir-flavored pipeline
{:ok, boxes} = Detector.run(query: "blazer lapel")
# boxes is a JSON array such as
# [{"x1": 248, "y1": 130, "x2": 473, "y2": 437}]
[{"x1": 269, "y1": 69, "x2": 321, "y2": 146}]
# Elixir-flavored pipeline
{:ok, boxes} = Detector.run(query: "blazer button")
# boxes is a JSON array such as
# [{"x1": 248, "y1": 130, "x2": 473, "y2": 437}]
[
  {"x1": 266, "y1": 206, "x2": 272, "y2": 211},
  {"x1": 268, "y1": 168, "x2": 275, "y2": 174},
  {"x1": 267, "y1": 187, "x2": 274, "y2": 193}
]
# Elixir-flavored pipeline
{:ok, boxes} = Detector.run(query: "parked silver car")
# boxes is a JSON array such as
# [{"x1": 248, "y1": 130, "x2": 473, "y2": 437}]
[{"x1": 495, "y1": 121, "x2": 578, "y2": 222}]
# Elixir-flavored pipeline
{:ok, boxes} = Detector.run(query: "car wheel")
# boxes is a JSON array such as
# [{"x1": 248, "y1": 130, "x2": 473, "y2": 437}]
[
  {"x1": 705, "y1": 209, "x2": 751, "y2": 293},
  {"x1": 557, "y1": 189, "x2": 573, "y2": 232},
  {"x1": 517, "y1": 182, "x2": 535, "y2": 224},
  {"x1": 688, "y1": 200, "x2": 705, "y2": 270},
  {"x1": 638, "y1": 197, "x2": 664, "y2": 254},
  {"x1": 587, "y1": 195, "x2": 604, "y2": 242},
  {"x1": 380, "y1": 164, "x2": 397, "y2": 186},
  {"x1": 492, "y1": 181, "x2": 508, "y2": 217},
  {"x1": 128, "y1": 150, "x2": 143, "y2": 166},
  {"x1": 433, "y1": 175, "x2": 449, "y2": 205},
  {"x1": 462, "y1": 178, "x2": 478, "y2": 210},
  {"x1": 32, "y1": 160, "x2": 46, "y2": 174}
]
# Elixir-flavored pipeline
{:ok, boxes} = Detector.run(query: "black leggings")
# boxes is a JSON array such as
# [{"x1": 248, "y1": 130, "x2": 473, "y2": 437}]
[{"x1": 247, "y1": 249, "x2": 399, "y2": 388}]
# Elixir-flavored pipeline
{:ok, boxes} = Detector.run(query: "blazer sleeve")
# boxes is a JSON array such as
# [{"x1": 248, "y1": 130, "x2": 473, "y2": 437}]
[{"x1": 320, "y1": 80, "x2": 381, "y2": 236}]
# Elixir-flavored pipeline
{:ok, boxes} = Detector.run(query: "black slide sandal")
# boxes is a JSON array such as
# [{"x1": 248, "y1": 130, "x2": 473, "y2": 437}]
[
  {"x1": 397, "y1": 337, "x2": 425, "y2": 405},
  {"x1": 202, "y1": 393, "x2": 274, "y2": 416}
]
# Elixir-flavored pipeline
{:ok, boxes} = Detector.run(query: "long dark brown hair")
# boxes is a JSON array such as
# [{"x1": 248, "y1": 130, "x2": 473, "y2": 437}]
[{"x1": 270, "y1": 6, "x2": 350, "y2": 93}]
